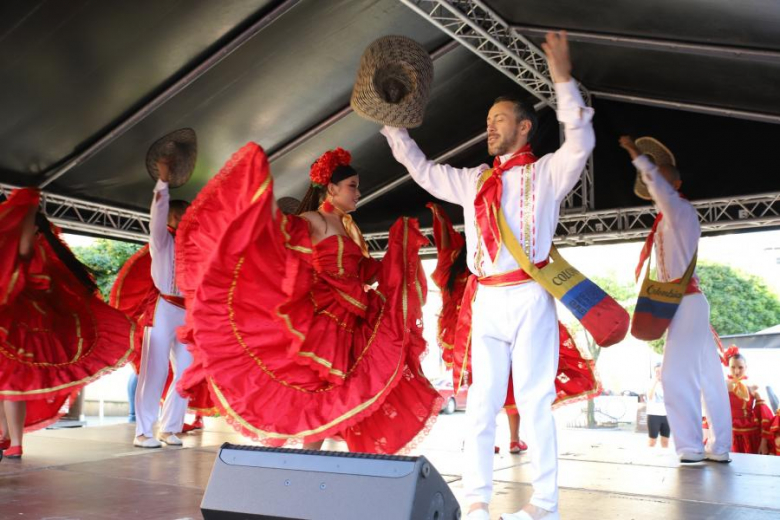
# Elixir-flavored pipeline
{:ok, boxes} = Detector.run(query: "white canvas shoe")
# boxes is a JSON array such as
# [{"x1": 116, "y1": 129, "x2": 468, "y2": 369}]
[
  {"x1": 679, "y1": 452, "x2": 705, "y2": 464},
  {"x1": 157, "y1": 433, "x2": 183, "y2": 446},
  {"x1": 133, "y1": 435, "x2": 162, "y2": 448},
  {"x1": 705, "y1": 451, "x2": 731, "y2": 463}
]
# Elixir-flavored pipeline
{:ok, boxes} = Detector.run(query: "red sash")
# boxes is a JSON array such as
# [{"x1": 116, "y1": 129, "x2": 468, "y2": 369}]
[
  {"x1": 160, "y1": 294, "x2": 186, "y2": 309},
  {"x1": 478, "y1": 262, "x2": 548, "y2": 287}
]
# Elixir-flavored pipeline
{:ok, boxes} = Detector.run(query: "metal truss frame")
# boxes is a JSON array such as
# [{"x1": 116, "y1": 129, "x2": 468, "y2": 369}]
[
  {"x1": 3, "y1": 182, "x2": 778, "y2": 249},
  {"x1": 364, "y1": 191, "x2": 780, "y2": 256},
  {"x1": 397, "y1": 0, "x2": 593, "y2": 212},
  {"x1": 0, "y1": 183, "x2": 150, "y2": 242}
]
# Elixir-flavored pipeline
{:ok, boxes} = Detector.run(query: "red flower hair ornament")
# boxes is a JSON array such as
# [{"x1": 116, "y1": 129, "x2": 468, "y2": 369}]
[
  {"x1": 310, "y1": 147, "x2": 352, "y2": 188},
  {"x1": 721, "y1": 345, "x2": 740, "y2": 366}
]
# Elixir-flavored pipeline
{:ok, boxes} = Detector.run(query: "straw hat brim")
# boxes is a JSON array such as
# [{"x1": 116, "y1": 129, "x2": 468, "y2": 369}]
[
  {"x1": 146, "y1": 128, "x2": 198, "y2": 188},
  {"x1": 634, "y1": 137, "x2": 676, "y2": 201},
  {"x1": 350, "y1": 35, "x2": 434, "y2": 129}
]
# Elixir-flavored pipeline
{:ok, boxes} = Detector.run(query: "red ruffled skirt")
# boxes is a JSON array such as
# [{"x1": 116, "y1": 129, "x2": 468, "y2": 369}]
[
  {"x1": 0, "y1": 188, "x2": 136, "y2": 403},
  {"x1": 176, "y1": 143, "x2": 441, "y2": 453}
]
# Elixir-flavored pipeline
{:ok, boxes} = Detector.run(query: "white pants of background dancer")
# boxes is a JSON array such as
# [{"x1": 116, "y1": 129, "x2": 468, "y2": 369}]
[
  {"x1": 134, "y1": 297, "x2": 192, "y2": 438},
  {"x1": 662, "y1": 293, "x2": 731, "y2": 458},
  {"x1": 464, "y1": 281, "x2": 560, "y2": 511}
]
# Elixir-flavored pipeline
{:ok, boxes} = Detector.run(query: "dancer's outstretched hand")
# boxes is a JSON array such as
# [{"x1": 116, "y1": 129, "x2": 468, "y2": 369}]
[
  {"x1": 619, "y1": 135, "x2": 641, "y2": 160},
  {"x1": 542, "y1": 31, "x2": 572, "y2": 83},
  {"x1": 157, "y1": 158, "x2": 171, "y2": 183}
]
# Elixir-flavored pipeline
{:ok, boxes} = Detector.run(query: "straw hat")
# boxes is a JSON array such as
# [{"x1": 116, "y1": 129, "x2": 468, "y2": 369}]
[
  {"x1": 146, "y1": 128, "x2": 198, "y2": 188},
  {"x1": 350, "y1": 35, "x2": 434, "y2": 128},
  {"x1": 634, "y1": 137, "x2": 676, "y2": 200}
]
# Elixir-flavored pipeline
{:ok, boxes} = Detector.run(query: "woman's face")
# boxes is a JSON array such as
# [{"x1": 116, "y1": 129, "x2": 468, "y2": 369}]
[
  {"x1": 729, "y1": 357, "x2": 747, "y2": 380},
  {"x1": 328, "y1": 175, "x2": 360, "y2": 213}
]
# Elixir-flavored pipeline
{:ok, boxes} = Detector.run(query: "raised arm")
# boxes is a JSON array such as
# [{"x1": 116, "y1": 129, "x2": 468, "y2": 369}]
[
  {"x1": 541, "y1": 32, "x2": 595, "y2": 201},
  {"x1": 18, "y1": 206, "x2": 38, "y2": 260},
  {"x1": 149, "y1": 160, "x2": 174, "y2": 291},
  {"x1": 381, "y1": 126, "x2": 482, "y2": 206}
]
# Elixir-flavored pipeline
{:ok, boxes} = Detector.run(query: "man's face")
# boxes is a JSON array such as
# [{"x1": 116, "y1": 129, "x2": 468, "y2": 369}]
[{"x1": 486, "y1": 101, "x2": 530, "y2": 156}]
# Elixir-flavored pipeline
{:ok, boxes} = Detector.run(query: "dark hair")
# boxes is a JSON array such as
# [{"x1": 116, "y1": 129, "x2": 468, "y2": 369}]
[
  {"x1": 493, "y1": 96, "x2": 538, "y2": 140},
  {"x1": 35, "y1": 213, "x2": 98, "y2": 293},
  {"x1": 729, "y1": 353, "x2": 746, "y2": 363},
  {"x1": 295, "y1": 165, "x2": 358, "y2": 215},
  {"x1": 445, "y1": 242, "x2": 468, "y2": 294},
  {"x1": 169, "y1": 199, "x2": 190, "y2": 218}
]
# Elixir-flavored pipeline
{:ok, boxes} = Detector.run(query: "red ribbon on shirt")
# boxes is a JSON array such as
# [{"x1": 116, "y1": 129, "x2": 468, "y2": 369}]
[
  {"x1": 635, "y1": 213, "x2": 663, "y2": 282},
  {"x1": 473, "y1": 144, "x2": 537, "y2": 262}
]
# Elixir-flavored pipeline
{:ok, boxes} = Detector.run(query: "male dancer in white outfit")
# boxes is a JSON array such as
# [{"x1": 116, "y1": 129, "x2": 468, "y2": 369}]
[
  {"x1": 383, "y1": 33, "x2": 591, "y2": 520},
  {"x1": 133, "y1": 160, "x2": 193, "y2": 448},
  {"x1": 619, "y1": 136, "x2": 731, "y2": 463}
]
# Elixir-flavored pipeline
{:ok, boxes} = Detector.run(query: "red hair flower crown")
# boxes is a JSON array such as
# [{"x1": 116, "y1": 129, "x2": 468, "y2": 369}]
[{"x1": 310, "y1": 147, "x2": 352, "y2": 188}]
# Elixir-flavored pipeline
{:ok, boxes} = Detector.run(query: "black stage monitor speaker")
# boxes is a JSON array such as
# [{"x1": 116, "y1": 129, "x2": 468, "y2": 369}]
[{"x1": 201, "y1": 443, "x2": 461, "y2": 520}]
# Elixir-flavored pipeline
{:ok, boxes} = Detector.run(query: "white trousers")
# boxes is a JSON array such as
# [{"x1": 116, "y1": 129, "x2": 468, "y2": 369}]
[
  {"x1": 134, "y1": 298, "x2": 192, "y2": 438},
  {"x1": 463, "y1": 282, "x2": 559, "y2": 511},
  {"x1": 662, "y1": 293, "x2": 731, "y2": 457}
]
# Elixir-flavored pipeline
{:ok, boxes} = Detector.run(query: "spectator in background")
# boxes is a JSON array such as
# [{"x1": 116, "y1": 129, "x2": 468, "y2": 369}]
[{"x1": 647, "y1": 363, "x2": 670, "y2": 448}]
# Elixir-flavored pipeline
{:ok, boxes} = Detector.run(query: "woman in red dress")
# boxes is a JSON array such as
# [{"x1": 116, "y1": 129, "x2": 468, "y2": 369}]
[
  {"x1": 427, "y1": 202, "x2": 601, "y2": 454},
  {"x1": 723, "y1": 346, "x2": 774, "y2": 454},
  {"x1": 175, "y1": 144, "x2": 441, "y2": 453},
  {"x1": 0, "y1": 188, "x2": 136, "y2": 458}
]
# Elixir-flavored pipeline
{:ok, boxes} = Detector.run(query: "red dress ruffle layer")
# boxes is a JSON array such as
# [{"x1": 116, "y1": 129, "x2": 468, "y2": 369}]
[
  {"x1": 0, "y1": 188, "x2": 136, "y2": 404},
  {"x1": 729, "y1": 389, "x2": 775, "y2": 454},
  {"x1": 427, "y1": 203, "x2": 601, "y2": 411},
  {"x1": 175, "y1": 143, "x2": 441, "y2": 453},
  {"x1": 22, "y1": 392, "x2": 77, "y2": 432},
  {"x1": 109, "y1": 245, "x2": 217, "y2": 415}
]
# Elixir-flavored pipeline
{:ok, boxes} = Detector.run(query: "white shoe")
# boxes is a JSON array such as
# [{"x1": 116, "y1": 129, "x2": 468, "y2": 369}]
[
  {"x1": 501, "y1": 509, "x2": 560, "y2": 520},
  {"x1": 466, "y1": 510, "x2": 491, "y2": 520},
  {"x1": 157, "y1": 433, "x2": 183, "y2": 446},
  {"x1": 679, "y1": 452, "x2": 705, "y2": 464},
  {"x1": 705, "y1": 451, "x2": 731, "y2": 463},
  {"x1": 134, "y1": 436, "x2": 162, "y2": 448}
]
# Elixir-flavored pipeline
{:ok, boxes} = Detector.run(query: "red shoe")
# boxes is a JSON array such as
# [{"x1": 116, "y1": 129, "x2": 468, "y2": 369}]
[
  {"x1": 4, "y1": 446, "x2": 22, "y2": 458},
  {"x1": 494, "y1": 446, "x2": 500, "y2": 454},
  {"x1": 0, "y1": 438, "x2": 10, "y2": 450},
  {"x1": 182, "y1": 417, "x2": 204, "y2": 433},
  {"x1": 509, "y1": 441, "x2": 528, "y2": 454}
]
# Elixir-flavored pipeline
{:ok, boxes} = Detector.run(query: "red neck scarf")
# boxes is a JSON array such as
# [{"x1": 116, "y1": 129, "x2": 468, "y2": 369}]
[
  {"x1": 635, "y1": 213, "x2": 663, "y2": 282},
  {"x1": 474, "y1": 144, "x2": 537, "y2": 262}
]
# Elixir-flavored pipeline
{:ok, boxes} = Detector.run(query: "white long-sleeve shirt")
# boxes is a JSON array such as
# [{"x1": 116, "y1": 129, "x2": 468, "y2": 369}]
[
  {"x1": 382, "y1": 80, "x2": 595, "y2": 277},
  {"x1": 633, "y1": 155, "x2": 700, "y2": 282},
  {"x1": 149, "y1": 180, "x2": 181, "y2": 296}
]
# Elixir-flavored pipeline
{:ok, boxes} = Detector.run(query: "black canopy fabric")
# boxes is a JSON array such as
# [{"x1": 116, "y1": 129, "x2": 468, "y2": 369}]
[{"x1": 2, "y1": 0, "x2": 779, "y2": 235}]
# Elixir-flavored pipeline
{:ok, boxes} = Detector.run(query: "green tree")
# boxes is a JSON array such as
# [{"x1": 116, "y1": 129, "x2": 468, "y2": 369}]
[
  {"x1": 699, "y1": 262, "x2": 780, "y2": 335},
  {"x1": 72, "y1": 239, "x2": 142, "y2": 300},
  {"x1": 647, "y1": 262, "x2": 780, "y2": 354}
]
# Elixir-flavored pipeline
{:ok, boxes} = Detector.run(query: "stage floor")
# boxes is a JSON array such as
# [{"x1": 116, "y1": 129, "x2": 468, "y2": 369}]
[{"x1": 1, "y1": 415, "x2": 779, "y2": 519}]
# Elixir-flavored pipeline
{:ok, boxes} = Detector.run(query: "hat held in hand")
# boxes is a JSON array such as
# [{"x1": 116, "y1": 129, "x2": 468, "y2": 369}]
[
  {"x1": 634, "y1": 136, "x2": 676, "y2": 200},
  {"x1": 146, "y1": 128, "x2": 198, "y2": 188},
  {"x1": 351, "y1": 35, "x2": 434, "y2": 128}
]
